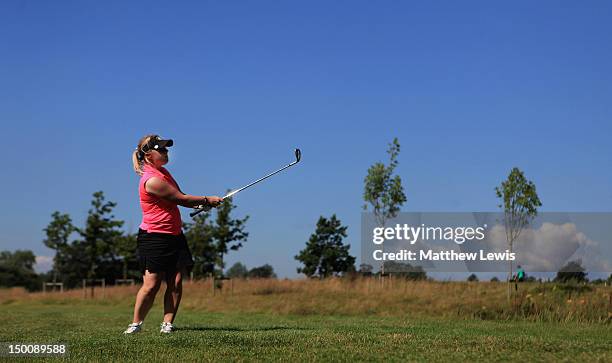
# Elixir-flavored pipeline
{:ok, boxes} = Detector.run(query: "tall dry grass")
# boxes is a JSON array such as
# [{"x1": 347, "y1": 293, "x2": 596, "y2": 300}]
[{"x1": 3, "y1": 278, "x2": 611, "y2": 323}]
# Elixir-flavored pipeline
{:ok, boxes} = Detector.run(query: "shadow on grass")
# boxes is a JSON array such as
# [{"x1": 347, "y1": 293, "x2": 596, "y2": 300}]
[{"x1": 176, "y1": 326, "x2": 309, "y2": 332}]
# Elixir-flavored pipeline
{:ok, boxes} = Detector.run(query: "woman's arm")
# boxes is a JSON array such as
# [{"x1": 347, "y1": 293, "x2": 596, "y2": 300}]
[{"x1": 145, "y1": 177, "x2": 222, "y2": 208}]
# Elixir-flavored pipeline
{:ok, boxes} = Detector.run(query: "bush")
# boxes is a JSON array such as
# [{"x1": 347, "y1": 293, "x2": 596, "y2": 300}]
[
  {"x1": 226, "y1": 262, "x2": 248, "y2": 279},
  {"x1": 555, "y1": 260, "x2": 588, "y2": 283},
  {"x1": 0, "y1": 250, "x2": 41, "y2": 292},
  {"x1": 248, "y1": 264, "x2": 277, "y2": 279}
]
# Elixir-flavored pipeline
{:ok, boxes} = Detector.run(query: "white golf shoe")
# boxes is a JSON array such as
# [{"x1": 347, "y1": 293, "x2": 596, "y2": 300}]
[
  {"x1": 123, "y1": 321, "x2": 143, "y2": 334},
  {"x1": 160, "y1": 322, "x2": 175, "y2": 333}
]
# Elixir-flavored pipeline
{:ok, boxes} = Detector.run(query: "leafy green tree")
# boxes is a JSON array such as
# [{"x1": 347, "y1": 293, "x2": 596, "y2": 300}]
[
  {"x1": 210, "y1": 196, "x2": 249, "y2": 276},
  {"x1": 184, "y1": 212, "x2": 217, "y2": 278},
  {"x1": 248, "y1": 264, "x2": 277, "y2": 279},
  {"x1": 363, "y1": 138, "x2": 407, "y2": 226},
  {"x1": 55, "y1": 240, "x2": 90, "y2": 288},
  {"x1": 42, "y1": 211, "x2": 91, "y2": 288},
  {"x1": 43, "y1": 211, "x2": 75, "y2": 283},
  {"x1": 77, "y1": 191, "x2": 124, "y2": 289},
  {"x1": 0, "y1": 250, "x2": 40, "y2": 291},
  {"x1": 42, "y1": 192, "x2": 131, "y2": 288},
  {"x1": 495, "y1": 167, "x2": 541, "y2": 299},
  {"x1": 114, "y1": 233, "x2": 139, "y2": 280},
  {"x1": 185, "y1": 196, "x2": 249, "y2": 278},
  {"x1": 295, "y1": 215, "x2": 356, "y2": 278},
  {"x1": 226, "y1": 262, "x2": 248, "y2": 279},
  {"x1": 363, "y1": 138, "x2": 407, "y2": 274},
  {"x1": 555, "y1": 260, "x2": 588, "y2": 283}
]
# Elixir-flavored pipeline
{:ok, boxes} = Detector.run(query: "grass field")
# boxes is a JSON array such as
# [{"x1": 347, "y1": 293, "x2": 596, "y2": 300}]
[{"x1": 2, "y1": 279, "x2": 611, "y2": 361}]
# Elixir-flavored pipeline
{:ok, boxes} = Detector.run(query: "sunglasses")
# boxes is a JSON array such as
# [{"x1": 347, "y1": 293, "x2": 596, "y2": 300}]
[{"x1": 137, "y1": 136, "x2": 173, "y2": 161}]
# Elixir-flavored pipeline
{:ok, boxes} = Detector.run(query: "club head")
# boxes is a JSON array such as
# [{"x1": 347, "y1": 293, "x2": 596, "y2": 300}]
[{"x1": 295, "y1": 148, "x2": 301, "y2": 163}]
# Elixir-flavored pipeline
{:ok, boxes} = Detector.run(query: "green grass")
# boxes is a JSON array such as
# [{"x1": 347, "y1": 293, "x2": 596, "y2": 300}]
[{"x1": 2, "y1": 301, "x2": 611, "y2": 362}]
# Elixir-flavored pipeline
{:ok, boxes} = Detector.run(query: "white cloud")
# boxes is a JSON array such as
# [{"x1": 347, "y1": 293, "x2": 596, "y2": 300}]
[
  {"x1": 487, "y1": 222, "x2": 611, "y2": 272},
  {"x1": 34, "y1": 255, "x2": 53, "y2": 274}
]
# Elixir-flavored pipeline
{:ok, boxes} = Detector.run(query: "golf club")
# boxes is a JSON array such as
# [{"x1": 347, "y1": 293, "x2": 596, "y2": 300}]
[{"x1": 190, "y1": 148, "x2": 302, "y2": 217}]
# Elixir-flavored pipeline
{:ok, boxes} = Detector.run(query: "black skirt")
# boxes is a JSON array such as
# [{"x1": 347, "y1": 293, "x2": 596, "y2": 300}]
[{"x1": 137, "y1": 228, "x2": 194, "y2": 274}]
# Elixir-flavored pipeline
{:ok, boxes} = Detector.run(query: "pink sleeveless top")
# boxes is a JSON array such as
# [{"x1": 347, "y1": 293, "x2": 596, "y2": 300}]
[{"x1": 138, "y1": 164, "x2": 182, "y2": 235}]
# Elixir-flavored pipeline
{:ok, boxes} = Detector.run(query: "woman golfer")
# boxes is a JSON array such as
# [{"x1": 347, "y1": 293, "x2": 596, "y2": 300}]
[{"x1": 124, "y1": 134, "x2": 222, "y2": 334}]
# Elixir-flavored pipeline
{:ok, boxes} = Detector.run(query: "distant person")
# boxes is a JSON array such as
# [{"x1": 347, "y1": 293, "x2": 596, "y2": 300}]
[
  {"x1": 514, "y1": 265, "x2": 526, "y2": 291},
  {"x1": 123, "y1": 134, "x2": 222, "y2": 334},
  {"x1": 516, "y1": 265, "x2": 525, "y2": 282}
]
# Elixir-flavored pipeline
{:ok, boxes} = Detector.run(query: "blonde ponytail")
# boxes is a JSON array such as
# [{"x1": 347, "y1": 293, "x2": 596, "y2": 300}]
[
  {"x1": 132, "y1": 134, "x2": 157, "y2": 176},
  {"x1": 132, "y1": 149, "x2": 143, "y2": 176}
]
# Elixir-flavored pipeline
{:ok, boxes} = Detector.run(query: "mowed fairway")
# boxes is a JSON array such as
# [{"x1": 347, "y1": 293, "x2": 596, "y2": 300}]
[{"x1": 3, "y1": 300, "x2": 611, "y2": 362}]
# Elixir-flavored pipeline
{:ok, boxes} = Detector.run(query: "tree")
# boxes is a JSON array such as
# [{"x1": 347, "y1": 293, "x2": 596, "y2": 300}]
[
  {"x1": 555, "y1": 260, "x2": 588, "y2": 283},
  {"x1": 490, "y1": 276, "x2": 500, "y2": 282},
  {"x1": 184, "y1": 212, "x2": 217, "y2": 278},
  {"x1": 467, "y1": 274, "x2": 479, "y2": 282},
  {"x1": 43, "y1": 211, "x2": 75, "y2": 283},
  {"x1": 210, "y1": 196, "x2": 249, "y2": 277},
  {"x1": 41, "y1": 210, "x2": 94, "y2": 289},
  {"x1": 41, "y1": 192, "x2": 131, "y2": 288},
  {"x1": 0, "y1": 250, "x2": 40, "y2": 291},
  {"x1": 248, "y1": 264, "x2": 277, "y2": 278},
  {"x1": 495, "y1": 167, "x2": 541, "y2": 300},
  {"x1": 184, "y1": 197, "x2": 249, "y2": 279},
  {"x1": 295, "y1": 215, "x2": 356, "y2": 278},
  {"x1": 55, "y1": 240, "x2": 91, "y2": 288},
  {"x1": 363, "y1": 138, "x2": 407, "y2": 274},
  {"x1": 114, "y1": 233, "x2": 139, "y2": 280},
  {"x1": 226, "y1": 262, "x2": 248, "y2": 279},
  {"x1": 77, "y1": 191, "x2": 124, "y2": 291}
]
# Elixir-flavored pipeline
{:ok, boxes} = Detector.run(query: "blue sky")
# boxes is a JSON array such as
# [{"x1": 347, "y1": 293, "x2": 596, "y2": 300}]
[{"x1": 1, "y1": 1, "x2": 611, "y2": 278}]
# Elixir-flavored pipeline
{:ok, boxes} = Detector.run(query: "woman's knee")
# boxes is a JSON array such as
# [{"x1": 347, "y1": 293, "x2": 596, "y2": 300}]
[
  {"x1": 175, "y1": 269, "x2": 187, "y2": 285},
  {"x1": 166, "y1": 284, "x2": 182, "y2": 296},
  {"x1": 166, "y1": 270, "x2": 185, "y2": 292},
  {"x1": 142, "y1": 271, "x2": 163, "y2": 294}
]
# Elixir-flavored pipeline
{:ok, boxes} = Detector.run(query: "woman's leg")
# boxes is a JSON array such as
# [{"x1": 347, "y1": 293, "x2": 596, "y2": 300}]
[
  {"x1": 163, "y1": 268, "x2": 186, "y2": 324},
  {"x1": 132, "y1": 270, "x2": 164, "y2": 323}
]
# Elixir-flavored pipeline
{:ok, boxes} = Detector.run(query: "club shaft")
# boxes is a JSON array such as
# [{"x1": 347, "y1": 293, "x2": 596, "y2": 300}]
[
  {"x1": 190, "y1": 159, "x2": 298, "y2": 217},
  {"x1": 225, "y1": 161, "x2": 297, "y2": 198}
]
